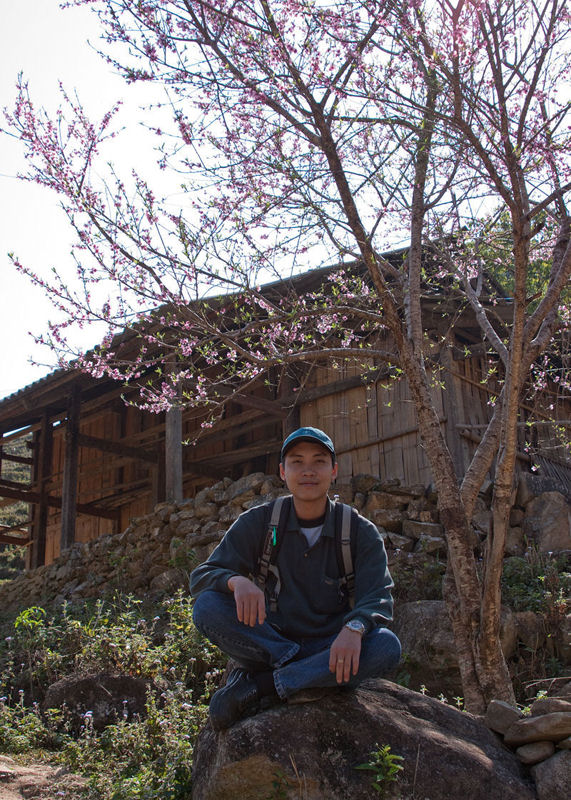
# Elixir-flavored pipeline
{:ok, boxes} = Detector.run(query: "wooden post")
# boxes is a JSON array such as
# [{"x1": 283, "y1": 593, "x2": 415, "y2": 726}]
[
  {"x1": 165, "y1": 358, "x2": 183, "y2": 502},
  {"x1": 29, "y1": 412, "x2": 53, "y2": 568},
  {"x1": 60, "y1": 385, "x2": 81, "y2": 552}
]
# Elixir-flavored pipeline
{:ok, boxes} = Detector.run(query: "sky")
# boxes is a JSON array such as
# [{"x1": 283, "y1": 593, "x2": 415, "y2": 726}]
[{"x1": 0, "y1": 0, "x2": 163, "y2": 401}]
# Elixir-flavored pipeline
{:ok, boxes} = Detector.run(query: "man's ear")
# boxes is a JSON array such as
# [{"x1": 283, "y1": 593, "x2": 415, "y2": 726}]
[
  {"x1": 332, "y1": 462, "x2": 339, "y2": 480},
  {"x1": 279, "y1": 462, "x2": 286, "y2": 481}
]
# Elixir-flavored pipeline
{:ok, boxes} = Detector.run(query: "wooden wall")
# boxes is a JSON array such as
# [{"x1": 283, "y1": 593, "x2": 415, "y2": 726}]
[
  {"x1": 5, "y1": 348, "x2": 567, "y2": 568},
  {"x1": 299, "y1": 359, "x2": 447, "y2": 487}
]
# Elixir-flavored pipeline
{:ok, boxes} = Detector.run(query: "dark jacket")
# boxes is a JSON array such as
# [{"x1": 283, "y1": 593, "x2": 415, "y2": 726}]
[{"x1": 190, "y1": 497, "x2": 394, "y2": 639}]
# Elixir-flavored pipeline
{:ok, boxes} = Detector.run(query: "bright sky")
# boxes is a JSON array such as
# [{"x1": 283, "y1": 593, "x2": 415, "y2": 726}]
[{"x1": 0, "y1": 0, "x2": 162, "y2": 401}]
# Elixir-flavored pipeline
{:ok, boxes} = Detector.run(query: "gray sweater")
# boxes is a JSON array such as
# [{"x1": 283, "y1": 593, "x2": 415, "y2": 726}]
[{"x1": 190, "y1": 497, "x2": 394, "y2": 639}]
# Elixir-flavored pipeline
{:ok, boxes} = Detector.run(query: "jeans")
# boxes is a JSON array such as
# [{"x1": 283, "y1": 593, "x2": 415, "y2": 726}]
[{"x1": 193, "y1": 590, "x2": 401, "y2": 700}]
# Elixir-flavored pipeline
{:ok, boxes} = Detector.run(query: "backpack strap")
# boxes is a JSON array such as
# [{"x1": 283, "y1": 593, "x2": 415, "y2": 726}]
[
  {"x1": 255, "y1": 495, "x2": 291, "y2": 611},
  {"x1": 335, "y1": 501, "x2": 358, "y2": 609}
]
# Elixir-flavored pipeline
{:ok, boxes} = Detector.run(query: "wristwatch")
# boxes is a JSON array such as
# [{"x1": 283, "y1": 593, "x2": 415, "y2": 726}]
[{"x1": 344, "y1": 619, "x2": 366, "y2": 636}]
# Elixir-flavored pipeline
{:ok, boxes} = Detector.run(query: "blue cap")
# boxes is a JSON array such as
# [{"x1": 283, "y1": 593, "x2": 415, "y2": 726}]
[{"x1": 280, "y1": 427, "x2": 336, "y2": 462}]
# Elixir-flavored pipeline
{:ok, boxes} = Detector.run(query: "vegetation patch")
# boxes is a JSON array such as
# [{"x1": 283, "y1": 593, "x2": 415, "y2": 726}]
[{"x1": 0, "y1": 591, "x2": 226, "y2": 799}]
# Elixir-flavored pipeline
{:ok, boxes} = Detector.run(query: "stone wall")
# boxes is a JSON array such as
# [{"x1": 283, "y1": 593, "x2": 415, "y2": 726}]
[{"x1": 0, "y1": 470, "x2": 569, "y2": 623}]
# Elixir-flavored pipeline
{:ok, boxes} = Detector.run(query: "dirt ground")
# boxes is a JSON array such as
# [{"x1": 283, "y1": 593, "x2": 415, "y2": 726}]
[{"x1": 0, "y1": 756, "x2": 87, "y2": 800}]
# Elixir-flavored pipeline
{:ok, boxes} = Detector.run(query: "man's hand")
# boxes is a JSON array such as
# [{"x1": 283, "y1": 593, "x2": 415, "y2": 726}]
[
  {"x1": 329, "y1": 626, "x2": 362, "y2": 684},
  {"x1": 227, "y1": 575, "x2": 266, "y2": 626}
]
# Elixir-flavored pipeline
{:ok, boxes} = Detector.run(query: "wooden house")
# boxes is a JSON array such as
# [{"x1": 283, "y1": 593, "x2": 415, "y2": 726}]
[{"x1": 0, "y1": 259, "x2": 568, "y2": 568}]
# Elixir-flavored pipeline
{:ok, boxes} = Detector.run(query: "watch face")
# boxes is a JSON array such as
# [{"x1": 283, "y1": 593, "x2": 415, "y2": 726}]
[{"x1": 347, "y1": 620, "x2": 364, "y2": 633}]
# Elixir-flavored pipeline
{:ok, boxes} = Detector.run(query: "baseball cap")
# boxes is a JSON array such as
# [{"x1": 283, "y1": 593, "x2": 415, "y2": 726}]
[{"x1": 280, "y1": 427, "x2": 336, "y2": 462}]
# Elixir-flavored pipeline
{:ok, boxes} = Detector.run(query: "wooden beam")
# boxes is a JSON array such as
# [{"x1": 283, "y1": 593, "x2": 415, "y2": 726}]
[
  {"x1": 189, "y1": 439, "x2": 282, "y2": 469},
  {"x1": 30, "y1": 412, "x2": 52, "y2": 569},
  {"x1": 1, "y1": 521, "x2": 31, "y2": 534},
  {"x1": 0, "y1": 534, "x2": 30, "y2": 546},
  {"x1": 61, "y1": 385, "x2": 81, "y2": 551},
  {"x1": 0, "y1": 452, "x2": 33, "y2": 465},
  {"x1": 0, "y1": 477, "x2": 32, "y2": 490},
  {"x1": 0, "y1": 483, "x2": 120, "y2": 521},
  {"x1": 77, "y1": 433, "x2": 159, "y2": 463}
]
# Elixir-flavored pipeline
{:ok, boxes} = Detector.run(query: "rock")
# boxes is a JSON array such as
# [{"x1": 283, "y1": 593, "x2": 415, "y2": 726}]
[
  {"x1": 332, "y1": 481, "x2": 353, "y2": 504},
  {"x1": 531, "y1": 750, "x2": 571, "y2": 800},
  {"x1": 363, "y1": 491, "x2": 408, "y2": 513},
  {"x1": 352, "y1": 492, "x2": 365, "y2": 510},
  {"x1": 485, "y1": 699, "x2": 523, "y2": 735},
  {"x1": 393, "y1": 602, "x2": 518, "y2": 696},
  {"x1": 194, "y1": 502, "x2": 219, "y2": 520},
  {"x1": 192, "y1": 681, "x2": 536, "y2": 800},
  {"x1": 514, "y1": 611, "x2": 546, "y2": 651},
  {"x1": 523, "y1": 492, "x2": 571, "y2": 552},
  {"x1": 530, "y1": 698, "x2": 571, "y2": 716},
  {"x1": 558, "y1": 736, "x2": 571, "y2": 749},
  {"x1": 259, "y1": 477, "x2": 281, "y2": 495},
  {"x1": 406, "y1": 496, "x2": 439, "y2": 523},
  {"x1": 195, "y1": 486, "x2": 214, "y2": 506},
  {"x1": 351, "y1": 474, "x2": 380, "y2": 494},
  {"x1": 149, "y1": 568, "x2": 186, "y2": 593},
  {"x1": 504, "y1": 712, "x2": 571, "y2": 746},
  {"x1": 505, "y1": 527, "x2": 525, "y2": 556},
  {"x1": 510, "y1": 507, "x2": 525, "y2": 526},
  {"x1": 386, "y1": 532, "x2": 415, "y2": 552},
  {"x1": 560, "y1": 612, "x2": 571, "y2": 664},
  {"x1": 367, "y1": 508, "x2": 403, "y2": 532},
  {"x1": 402, "y1": 520, "x2": 444, "y2": 540},
  {"x1": 391, "y1": 601, "x2": 461, "y2": 695},
  {"x1": 43, "y1": 673, "x2": 150, "y2": 732},
  {"x1": 218, "y1": 504, "x2": 242, "y2": 524},
  {"x1": 517, "y1": 474, "x2": 571, "y2": 506},
  {"x1": 516, "y1": 741, "x2": 555, "y2": 764},
  {"x1": 472, "y1": 498, "x2": 492, "y2": 537},
  {"x1": 176, "y1": 518, "x2": 201, "y2": 537},
  {"x1": 413, "y1": 534, "x2": 447, "y2": 554},
  {"x1": 223, "y1": 472, "x2": 266, "y2": 503},
  {"x1": 500, "y1": 607, "x2": 518, "y2": 660}
]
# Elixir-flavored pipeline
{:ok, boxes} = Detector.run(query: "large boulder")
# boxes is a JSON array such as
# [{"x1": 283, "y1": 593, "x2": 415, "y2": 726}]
[
  {"x1": 522, "y1": 492, "x2": 571, "y2": 552},
  {"x1": 191, "y1": 680, "x2": 536, "y2": 800},
  {"x1": 43, "y1": 672, "x2": 150, "y2": 732},
  {"x1": 391, "y1": 601, "x2": 516, "y2": 697}
]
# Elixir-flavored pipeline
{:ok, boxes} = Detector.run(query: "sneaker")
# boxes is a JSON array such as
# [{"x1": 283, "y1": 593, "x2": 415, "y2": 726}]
[{"x1": 208, "y1": 668, "x2": 260, "y2": 731}]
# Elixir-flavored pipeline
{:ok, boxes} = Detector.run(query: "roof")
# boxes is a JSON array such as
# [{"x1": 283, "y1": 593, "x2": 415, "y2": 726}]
[{"x1": 0, "y1": 250, "x2": 512, "y2": 436}]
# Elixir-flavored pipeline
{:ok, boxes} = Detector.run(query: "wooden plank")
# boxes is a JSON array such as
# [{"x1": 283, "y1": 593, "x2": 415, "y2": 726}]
[
  {"x1": 61, "y1": 385, "x2": 81, "y2": 551},
  {"x1": 77, "y1": 433, "x2": 159, "y2": 463},
  {"x1": 441, "y1": 344, "x2": 466, "y2": 479},
  {"x1": 366, "y1": 380, "x2": 380, "y2": 477}
]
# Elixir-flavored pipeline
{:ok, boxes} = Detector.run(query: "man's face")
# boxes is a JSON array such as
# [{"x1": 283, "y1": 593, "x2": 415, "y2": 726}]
[{"x1": 279, "y1": 441, "x2": 338, "y2": 504}]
